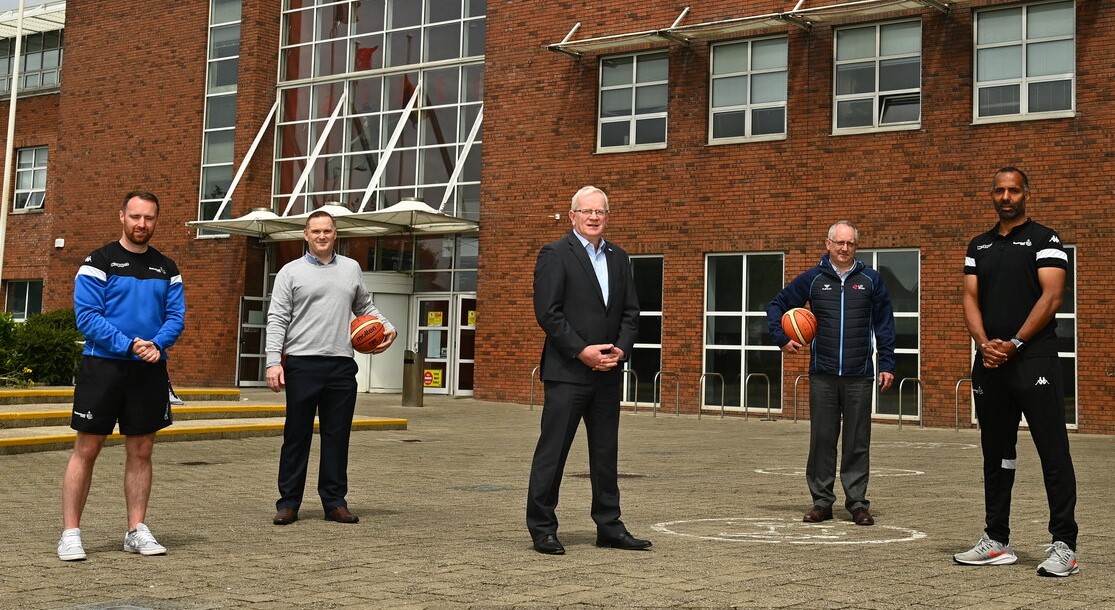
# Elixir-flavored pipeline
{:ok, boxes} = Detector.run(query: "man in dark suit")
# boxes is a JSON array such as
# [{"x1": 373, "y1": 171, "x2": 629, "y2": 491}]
[{"x1": 526, "y1": 185, "x2": 651, "y2": 555}]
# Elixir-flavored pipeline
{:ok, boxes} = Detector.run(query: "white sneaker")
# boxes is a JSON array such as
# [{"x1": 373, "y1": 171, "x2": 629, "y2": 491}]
[
  {"x1": 168, "y1": 389, "x2": 184, "y2": 405},
  {"x1": 953, "y1": 534, "x2": 1017, "y2": 565},
  {"x1": 123, "y1": 523, "x2": 167, "y2": 556},
  {"x1": 57, "y1": 528, "x2": 86, "y2": 561},
  {"x1": 1037, "y1": 541, "x2": 1079, "y2": 577}
]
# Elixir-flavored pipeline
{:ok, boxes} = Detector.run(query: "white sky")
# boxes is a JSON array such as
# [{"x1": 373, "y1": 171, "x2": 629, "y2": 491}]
[{"x1": 0, "y1": 0, "x2": 52, "y2": 13}]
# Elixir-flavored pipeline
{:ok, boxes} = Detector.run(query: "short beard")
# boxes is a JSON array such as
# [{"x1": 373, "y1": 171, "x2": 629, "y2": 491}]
[{"x1": 125, "y1": 230, "x2": 153, "y2": 247}]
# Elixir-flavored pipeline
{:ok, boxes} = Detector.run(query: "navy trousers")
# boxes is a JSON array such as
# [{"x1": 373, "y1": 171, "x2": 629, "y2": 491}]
[{"x1": 276, "y1": 356, "x2": 358, "y2": 512}]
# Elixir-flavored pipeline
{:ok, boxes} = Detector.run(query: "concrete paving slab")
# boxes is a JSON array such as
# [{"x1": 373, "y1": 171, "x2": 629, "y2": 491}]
[{"x1": 0, "y1": 392, "x2": 1110, "y2": 609}]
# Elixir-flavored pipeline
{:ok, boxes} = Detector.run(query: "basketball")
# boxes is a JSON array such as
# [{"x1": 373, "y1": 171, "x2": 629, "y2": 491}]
[
  {"x1": 350, "y1": 315, "x2": 385, "y2": 353},
  {"x1": 781, "y1": 307, "x2": 817, "y2": 345}
]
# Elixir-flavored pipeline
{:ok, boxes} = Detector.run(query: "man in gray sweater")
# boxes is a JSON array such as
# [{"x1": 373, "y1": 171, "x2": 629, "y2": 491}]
[{"x1": 266, "y1": 210, "x2": 397, "y2": 526}]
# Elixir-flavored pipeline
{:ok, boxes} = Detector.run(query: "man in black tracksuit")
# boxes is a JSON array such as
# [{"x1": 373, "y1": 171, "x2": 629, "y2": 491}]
[
  {"x1": 768, "y1": 220, "x2": 896, "y2": 527},
  {"x1": 955, "y1": 167, "x2": 1079, "y2": 578}
]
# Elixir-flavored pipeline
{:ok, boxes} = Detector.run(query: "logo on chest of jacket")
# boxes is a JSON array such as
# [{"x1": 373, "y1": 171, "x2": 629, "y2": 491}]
[
  {"x1": 1012, "y1": 239, "x2": 1032, "y2": 247},
  {"x1": 110, "y1": 262, "x2": 130, "y2": 268},
  {"x1": 851, "y1": 283, "x2": 866, "y2": 291},
  {"x1": 822, "y1": 283, "x2": 833, "y2": 291},
  {"x1": 148, "y1": 266, "x2": 167, "y2": 275}
]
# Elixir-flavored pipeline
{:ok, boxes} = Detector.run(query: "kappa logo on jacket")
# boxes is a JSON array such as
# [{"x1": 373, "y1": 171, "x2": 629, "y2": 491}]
[{"x1": 1035, "y1": 377, "x2": 1050, "y2": 386}]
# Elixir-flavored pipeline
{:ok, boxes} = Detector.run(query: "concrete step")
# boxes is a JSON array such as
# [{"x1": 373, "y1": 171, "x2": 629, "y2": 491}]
[
  {"x1": 0, "y1": 404, "x2": 288, "y2": 428},
  {"x1": 0, "y1": 387, "x2": 241, "y2": 405},
  {"x1": 0, "y1": 415, "x2": 409, "y2": 455}
]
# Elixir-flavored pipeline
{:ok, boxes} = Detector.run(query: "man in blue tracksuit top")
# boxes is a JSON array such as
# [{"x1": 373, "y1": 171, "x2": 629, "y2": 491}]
[
  {"x1": 767, "y1": 220, "x2": 895, "y2": 527},
  {"x1": 58, "y1": 191, "x2": 185, "y2": 562}
]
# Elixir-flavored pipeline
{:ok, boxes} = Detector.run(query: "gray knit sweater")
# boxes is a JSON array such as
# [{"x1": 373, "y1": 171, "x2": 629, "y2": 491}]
[{"x1": 265, "y1": 253, "x2": 395, "y2": 365}]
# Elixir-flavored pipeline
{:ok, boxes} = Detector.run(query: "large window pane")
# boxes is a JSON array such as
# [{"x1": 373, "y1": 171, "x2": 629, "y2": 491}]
[
  {"x1": 977, "y1": 7, "x2": 1021, "y2": 45},
  {"x1": 879, "y1": 57, "x2": 919, "y2": 91},
  {"x1": 836, "y1": 63, "x2": 874, "y2": 95},
  {"x1": 836, "y1": 26, "x2": 874, "y2": 60},
  {"x1": 979, "y1": 85, "x2": 1020, "y2": 116},
  {"x1": 1028, "y1": 80, "x2": 1072, "y2": 112},
  {"x1": 634, "y1": 84, "x2": 667, "y2": 113},
  {"x1": 708, "y1": 256, "x2": 743, "y2": 311},
  {"x1": 712, "y1": 75, "x2": 748, "y2": 107},
  {"x1": 751, "y1": 72, "x2": 786, "y2": 103},
  {"x1": 1028, "y1": 2, "x2": 1074, "y2": 38},
  {"x1": 1027, "y1": 40, "x2": 1073, "y2": 77}
]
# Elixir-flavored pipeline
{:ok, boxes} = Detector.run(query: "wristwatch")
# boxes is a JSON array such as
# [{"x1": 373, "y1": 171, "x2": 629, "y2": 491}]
[{"x1": 1010, "y1": 336, "x2": 1024, "y2": 350}]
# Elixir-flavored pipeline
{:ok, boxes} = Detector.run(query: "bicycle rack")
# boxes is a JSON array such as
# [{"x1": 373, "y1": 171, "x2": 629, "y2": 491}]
[
  {"x1": 955, "y1": 377, "x2": 972, "y2": 432},
  {"x1": 622, "y1": 368, "x2": 639, "y2": 415},
  {"x1": 698, "y1": 372, "x2": 725, "y2": 420},
  {"x1": 744, "y1": 372, "x2": 773, "y2": 421},
  {"x1": 792, "y1": 374, "x2": 809, "y2": 423},
  {"x1": 652, "y1": 371, "x2": 680, "y2": 418},
  {"x1": 529, "y1": 366, "x2": 541, "y2": 411},
  {"x1": 897, "y1": 377, "x2": 922, "y2": 429}
]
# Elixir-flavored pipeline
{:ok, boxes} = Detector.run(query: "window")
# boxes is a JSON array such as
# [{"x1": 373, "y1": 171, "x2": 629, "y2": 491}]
[
  {"x1": 709, "y1": 36, "x2": 787, "y2": 143},
  {"x1": 5, "y1": 280, "x2": 42, "y2": 321},
  {"x1": 598, "y1": 52, "x2": 668, "y2": 151},
  {"x1": 0, "y1": 30, "x2": 63, "y2": 94},
  {"x1": 834, "y1": 20, "x2": 921, "y2": 132},
  {"x1": 705, "y1": 253, "x2": 784, "y2": 413},
  {"x1": 628, "y1": 256, "x2": 663, "y2": 404},
  {"x1": 276, "y1": 1, "x2": 484, "y2": 214},
  {"x1": 857, "y1": 249, "x2": 920, "y2": 419},
  {"x1": 974, "y1": 1, "x2": 1074, "y2": 121},
  {"x1": 412, "y1": 234, "x2": 478, "y2": 292},
  {"x1": 13, "y1": 146, "x2": 47, "y2": 211},
  {"x1": 197, "y1": 0, "x2": 242, "y2": 236},
  {"x1": 1057, "y1": 245, "x2": 1077, "y2": 426}
]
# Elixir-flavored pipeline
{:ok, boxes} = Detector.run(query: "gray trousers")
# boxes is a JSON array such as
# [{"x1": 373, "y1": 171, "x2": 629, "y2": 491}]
[{"x1": 807, "y1": 374, "x2": 874, "y2": 512}]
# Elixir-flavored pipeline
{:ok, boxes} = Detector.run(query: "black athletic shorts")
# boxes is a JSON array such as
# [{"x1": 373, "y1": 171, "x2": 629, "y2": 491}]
[{"x1": 71, "y1": 356, "x2": 173, "y2": 435}]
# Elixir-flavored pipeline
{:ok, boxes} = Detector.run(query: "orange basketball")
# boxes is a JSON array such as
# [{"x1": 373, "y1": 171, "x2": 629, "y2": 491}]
[
  {"x1": 350, "y1": 315, "x2": 385, "y2": 353},
  {"x1": 781, "y1": 307, "x2": 817, "y2": 345}
]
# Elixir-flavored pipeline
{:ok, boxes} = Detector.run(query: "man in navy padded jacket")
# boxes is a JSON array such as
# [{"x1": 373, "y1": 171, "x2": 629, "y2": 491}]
[{"x1": 767, "y1": 220, "x2": 895, "y2": 527}]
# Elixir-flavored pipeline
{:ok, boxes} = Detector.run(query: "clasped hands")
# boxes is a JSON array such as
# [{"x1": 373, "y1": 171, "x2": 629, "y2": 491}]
[
  {"x1": 131, "y1": 338, "x2": 161, "y2": 363},
  {"x1": 579, "y1": 344, "x2": 624, "y2": 372},
  {"x1": 978, "y1": 339, "x2": 1016, "y2": 369}
]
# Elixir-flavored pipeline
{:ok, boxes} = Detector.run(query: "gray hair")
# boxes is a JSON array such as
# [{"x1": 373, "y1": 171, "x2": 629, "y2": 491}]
[
  {"x1": 571, "y1": 186, "x2": 609, "y2": 211},
  {"x1": 827, "y1": 220, "x2": 859, "y2": 242}
]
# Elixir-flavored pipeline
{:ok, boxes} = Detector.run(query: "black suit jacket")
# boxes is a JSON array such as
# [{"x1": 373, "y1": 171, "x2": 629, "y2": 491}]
[{"x1": 533, "y1": 232, "x2": 640, "y2": 384}]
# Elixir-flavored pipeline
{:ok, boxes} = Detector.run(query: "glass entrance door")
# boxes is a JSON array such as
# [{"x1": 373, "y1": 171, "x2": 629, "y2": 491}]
[
  {"x1": 417, "y1": 298, "x2": 451, "y2": 395},
  {"x1": 454, "y1": 296, "x2": 476, "y2": 395},
  {"x1": 238, "y1": 296, "x2": 269, "y2": 387}
]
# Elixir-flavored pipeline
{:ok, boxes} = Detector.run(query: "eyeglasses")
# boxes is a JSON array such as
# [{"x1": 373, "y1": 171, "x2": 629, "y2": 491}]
[
  {"x1": 827, "y1": 239, "x2": 857, "y2": 249},
  {"x1": 573, "y1": 209, "x2": 609, "y2": 217}
]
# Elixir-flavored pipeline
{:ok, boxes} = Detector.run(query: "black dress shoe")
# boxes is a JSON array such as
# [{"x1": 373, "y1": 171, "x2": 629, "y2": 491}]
[
  {"x1": 803, "y1": 505, "x2": 833, "y2": 523},
  {"x1": 533, "y1": 534, "x2": 565, "y2": 555},
  {"x1": 852, "y1": 507, "x2": 875, "y2": 526},
  {"x1": 273, "y1": 507, "x2": 298, "y2": 525},
  {"x1": 324, "y1": 505, "x2": 359, "y2": 523},
  {"x1": 596, "y1": 531, "x2": 652, "y2": 550}
]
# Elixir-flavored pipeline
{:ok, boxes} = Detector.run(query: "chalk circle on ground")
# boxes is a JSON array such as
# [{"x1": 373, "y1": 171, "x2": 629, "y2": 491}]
[
  {"x1": 874, "y1": 441, "x2": 979, "y2": 450},
  {"x1": 652, "y1": 517, "x2": 927, "y2": 545},
  {"x1": 754, "y1": 466, "x2": 924, "y2": 477}
]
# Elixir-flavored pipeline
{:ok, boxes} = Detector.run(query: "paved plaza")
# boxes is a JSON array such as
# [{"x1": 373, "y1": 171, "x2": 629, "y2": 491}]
[{"x1": 1, "y1": 390, "x2": 1111, "y2": 609}]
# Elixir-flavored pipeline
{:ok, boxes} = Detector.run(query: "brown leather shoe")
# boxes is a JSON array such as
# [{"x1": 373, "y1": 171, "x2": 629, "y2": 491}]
[
  {"x1": 852, "y1": 507, "x2": 875, "y2": 526},
  {"x1": 324, "y1": 505, "x2": 359, "y2": 524},
  {"x1": 802, "y1": 505, "x2": 833, "y2": 523},
  {"x1": 273, "y1": 507, "x2": 298, "y2": 526}
]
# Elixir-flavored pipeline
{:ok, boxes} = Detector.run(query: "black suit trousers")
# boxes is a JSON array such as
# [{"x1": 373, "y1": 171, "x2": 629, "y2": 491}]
[
  {"x1": 277, "y1": 355, "x2": 358, "y2": 512},
  {"x1": 526, "y1": 377, "x2": 624, "y2": 539}
]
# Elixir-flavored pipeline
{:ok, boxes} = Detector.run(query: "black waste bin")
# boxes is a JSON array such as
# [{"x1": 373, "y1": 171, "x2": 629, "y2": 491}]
[{"x1": 402, "y1": 349, "x2": 424, "y2": 407}]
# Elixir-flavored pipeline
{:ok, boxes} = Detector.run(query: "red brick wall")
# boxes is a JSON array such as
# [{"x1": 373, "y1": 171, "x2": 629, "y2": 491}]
[
  {"x1": 2, "y1": 1, "x2": 280, "y2": 387},
  {"x1": 477, "y1": 1, "x2": 1115, "y2": 433}
]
